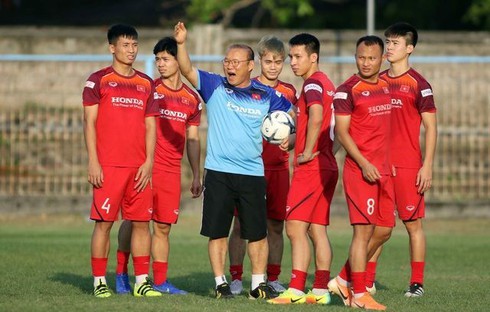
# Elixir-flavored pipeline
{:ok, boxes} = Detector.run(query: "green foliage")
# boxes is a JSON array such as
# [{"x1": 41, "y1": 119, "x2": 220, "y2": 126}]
[
  {"x1": 187, "y1": 0, "x2": 315, "y2": 27},
  {"x1": 464, "y1": 0, "x2": 490, "y2": 29},
  {"x1": 0, "y1": 214, "x2": 489, "y2": 311}
]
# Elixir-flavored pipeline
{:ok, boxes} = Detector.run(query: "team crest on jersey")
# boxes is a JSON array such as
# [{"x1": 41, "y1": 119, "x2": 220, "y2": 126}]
[
  {"x1": 252, "y1": 93, "x2": 261, "y2": 100},
  {"x1": 400, "y1": 85, "x2": 410, "y2": 93},
  {"x1": 362, "y1": 90, "x2": 370, "y2": 96},
  {"x1": 383, "y1": 87, "x2": 390, "y2": 94},
  {"x1": 109, "y1": 82, "x2": 117, "y2": 87},
  {"x1": 137, "y1": 85, "x2": 146, "y2": 92},
  {"x1": 275, "y1": 90, "x2": 283, "y2": 98},
  {"x1": 181, "y1": 97, "x2": 190, "y2": 105}
]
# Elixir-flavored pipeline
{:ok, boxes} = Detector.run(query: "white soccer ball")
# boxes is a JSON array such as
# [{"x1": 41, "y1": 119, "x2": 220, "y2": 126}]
[{"x1": 261, "y1": 110, "x2": 295, "y2": 145}]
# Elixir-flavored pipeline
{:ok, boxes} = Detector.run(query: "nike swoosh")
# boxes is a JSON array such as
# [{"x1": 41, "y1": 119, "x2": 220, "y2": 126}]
[
  {"x1": 338, "y1": 287, "x2": 348, "y2": 300},
  {"x1": 291, "y1": 297, "x2": 302, "y2": 303},
  {"x1": 354, "y1": 302, "x2": 365, "y2": 308},
  {"x1": 315, "y1": 297, "x2": 323, "y2": 302}
]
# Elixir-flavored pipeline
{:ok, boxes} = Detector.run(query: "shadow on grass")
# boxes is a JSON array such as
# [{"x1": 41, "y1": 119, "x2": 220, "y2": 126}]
[{"x1": 49, "y1": 271, "x2": 217, "y2": 297}]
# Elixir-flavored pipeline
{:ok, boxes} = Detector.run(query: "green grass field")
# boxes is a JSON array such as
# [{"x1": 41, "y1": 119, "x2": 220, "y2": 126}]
[{"x1": 1, "y1": 211, "x2": 489, "y2": 312}]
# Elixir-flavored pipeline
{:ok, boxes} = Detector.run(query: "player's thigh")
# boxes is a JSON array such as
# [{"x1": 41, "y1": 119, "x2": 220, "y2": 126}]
[
  {"x1": 236, "y1": 174, "x2": 267, "y2": 241},
  {"x1": 90, "y1": 166, "x2": 130, "y2": 222},
  {"x1": 342, "y1": 166, "x2": 380, "y2": 225},
  {"x1": 152, "y1": 170, "x2": 181, "y2": 224},
  {"x1": 121, "y1": 167, "x2": 153, "y2": 221},
  {"x1": 393, "y1": 167, "x2": 425, "y2": 221},
  {"x1": 201, "y1": 170, "x2": 235, "y2": 239},
  {"x1": 265, "y1": 169, "x2": 289, "y2": 221}
]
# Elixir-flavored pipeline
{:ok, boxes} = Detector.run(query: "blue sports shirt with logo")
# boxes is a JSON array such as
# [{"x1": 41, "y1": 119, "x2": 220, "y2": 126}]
[{"x1": 197, "y1": 70, "x2": 293, "y2": 176}]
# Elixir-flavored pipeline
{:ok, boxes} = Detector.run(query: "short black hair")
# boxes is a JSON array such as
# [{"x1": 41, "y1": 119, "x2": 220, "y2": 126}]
[
  {"x1": 227, "y1": 44, "x2": 255, "y2": 61},
  {"x1": 356, "y1": 35, "x2": 384, "y2": 52},
  {"x1": 107, "y1": 24, "x2": 138, "y2": 45},
  {"x1": 384, "y1": 22, "x2": 418, "y2": 47},
  {"x1": 153, "y1": 37, "x2": 177, "y2": 57},
  {"x1": 289, "y1": 33, "x2": 320, "y2": 58}
]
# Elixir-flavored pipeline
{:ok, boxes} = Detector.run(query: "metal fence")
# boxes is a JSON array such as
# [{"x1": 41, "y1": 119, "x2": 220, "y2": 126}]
[{"x1": 0, "y1": 55, "x2": 489, "y2": 205}]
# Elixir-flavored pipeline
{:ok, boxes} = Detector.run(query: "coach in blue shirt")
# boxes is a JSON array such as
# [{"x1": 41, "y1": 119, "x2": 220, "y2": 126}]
[{"x1": 174, "y1": 22, "x2": 294, "y2": 300}]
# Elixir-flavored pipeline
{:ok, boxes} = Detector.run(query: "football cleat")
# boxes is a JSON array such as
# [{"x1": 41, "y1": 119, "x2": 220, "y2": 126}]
[
  {"x1": 230, "y1": 279, "x2": 243, "y2": 295},
  {"x1": 305, "y1": 290, "x2": 331, "y2": 304},
  {"x1": 215, "y1": 282, "x2": 234, "y2": 299},
  {"x1": 267, "y1": 289, "x2": 306, "y2": 304},
  {"x1": 328, "y1": 276, "x2": 352, "y2": 306},
  {"x1": 366, "y1": 282, "x2": 377, "y2": 295},
  {"x1": 115, "y1": 273, "x2": 131, "y2": 294},
  {"x1": 350, "y1": 292, "x2": 386, "y2": 310},
  {"x1": 153, "y1": 280, "x2": 188, "y2": 295},
  {"x1": 133, "y1": 278, "x2": 163, "y2": 297},
  {"x1": 267, "y1": 280, "x2": 287, "y2": 293},
  {"x1": 404, "y1": 283, "x2": 424, "y2": 297},
  {"x1": 249, "y1": 282, "x2": 278, "y2": 300},
  {"x1": 94, "y1": 280, "x2": 112, "y2": 298}
]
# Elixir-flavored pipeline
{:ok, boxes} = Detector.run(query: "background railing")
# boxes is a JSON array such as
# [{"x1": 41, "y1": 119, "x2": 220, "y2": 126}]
[{"x1": 0, "y1": 55, "x2": 489, "y2": 207}]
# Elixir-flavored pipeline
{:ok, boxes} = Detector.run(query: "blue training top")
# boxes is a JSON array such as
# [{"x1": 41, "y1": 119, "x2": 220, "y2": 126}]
[{"x1": 197, "y1": 69, "x2": 293, "y2": 176}]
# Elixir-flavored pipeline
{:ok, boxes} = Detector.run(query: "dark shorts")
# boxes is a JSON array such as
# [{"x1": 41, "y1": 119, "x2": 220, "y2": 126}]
[{"x1": 201, "y1": 170, "x2": 267, "y2": 241}]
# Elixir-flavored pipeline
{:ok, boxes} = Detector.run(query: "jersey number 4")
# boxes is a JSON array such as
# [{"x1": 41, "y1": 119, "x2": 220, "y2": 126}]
[{"x1": 102, "y1": 198, "x2": 111, "y2": 214}]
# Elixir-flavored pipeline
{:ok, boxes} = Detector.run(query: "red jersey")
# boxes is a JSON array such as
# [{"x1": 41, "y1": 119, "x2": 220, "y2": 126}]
[
  {"x1": 380, "y1": 68, "x2": 436, "y2": 168},
  {"x1": 257, "y1": 79, "x2": 297, "y2": 170},
  {"x1": 82, "y1": 66, "x2": 159, "y2": 167},
  {"x1": 294, "y1": 71, "x2": 337, "y2": 171},
  {"x1": 334, "y1": 75, "x2": 391, "y2": 174},
  {"x1": 153, "y1": 79, "x2": 202, "y2": 172}
]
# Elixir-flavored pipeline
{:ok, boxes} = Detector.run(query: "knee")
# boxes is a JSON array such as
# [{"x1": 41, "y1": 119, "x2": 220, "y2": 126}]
[{"x1": 153, "y1": 223, "x2": 171, "y2": 237}]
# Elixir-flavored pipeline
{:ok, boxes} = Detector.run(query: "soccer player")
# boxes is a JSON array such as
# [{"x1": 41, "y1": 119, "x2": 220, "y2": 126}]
[
  {"x1": 328, "y1": 35, "x2": 393, "y2": 310},
  {"x1": 115, "y1": 36, "x2": 203, "y2": 295},
  {"x1": 268, "y1": 33, "x2": 338, "y2": 305},
  {"x1": 174, "y1": 22, "x2": 294, "y2": 300},
  {"x1": 228, "y1": 35, "x2": 297, "y2": 295},
  {"x1": 82, "y1": 24, "x2": 161, "y2": 298},
  {"x1": 366, "y1": 22, "x2": 437, "y2": 298}
]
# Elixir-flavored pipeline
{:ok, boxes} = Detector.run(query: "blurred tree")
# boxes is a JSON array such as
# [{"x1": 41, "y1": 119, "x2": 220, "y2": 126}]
[{"x1": 464, "y1": 0, "x2": 490, "y2": 29}]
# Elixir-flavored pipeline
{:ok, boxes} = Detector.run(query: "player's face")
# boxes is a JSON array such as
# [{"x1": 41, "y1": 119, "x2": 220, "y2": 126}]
[
  {"x1": 355, "y1": 42, "x2": 384, "y2": 82},
  {"x1": 155, "y1": 51, "x2": 179, "y2": 79},
  {"x1": 385, "y1": 36, "x2": 413, "y2": 64},
  {"x1": 223, "y1": 48, "x2": 254, "y2": 88},
  {"x1": 260, "y1": 52, "x2": 284, "y2": 82},
  {"x1": 110, "y1": 36, "x2": 138, "y2": 66},
  {"x1": 288, "y1": 45, "x2": 316, "y2": 78}
]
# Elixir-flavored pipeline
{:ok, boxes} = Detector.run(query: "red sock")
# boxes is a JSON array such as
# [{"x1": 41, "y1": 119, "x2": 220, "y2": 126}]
[
  {"x1": 312, "y1": 270, "x2": 330, "y2": 289},
  {"x1": 116, "y1": 250, "x2": 130, "y2": 274},
  {"x1": 338, "y1": 259, "x2": 351, "y2": 282},
  {"x1": 91, "y1": 257, "x2": 108, "y2": 277},
  {"x1": 365, "y1": 261, "x2": 377, "y2": 288},
  {"x1": 152, "y1": 261, "x2": 168, "y2": 285},
  {"x1": 351, "y1": 271, "x2": 366, "y2": 295},
  {"x1": 289, "y1": 269, "x2": 307, "y2": 292},
  {"x1": 230, "y1": 264, "x2": 243, "y2": 281},
  {"x1": 132, "y1": 255, "x2": 150, "y2": 276},
  {"x1": 267, "y1": 264, "x2": 281, "y2": 282},
  {"x1": 410, "y1": 261, "x2": 425, "y2": 285}
]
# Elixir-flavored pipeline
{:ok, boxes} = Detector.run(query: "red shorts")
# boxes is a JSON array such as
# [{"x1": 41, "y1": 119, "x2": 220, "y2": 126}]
[
  {"x1": 342, "y1": 166, "x2": 395, "y2": 227},
  {"x1": 265, "y1": 169, "x2": 289, "y2": 220},
  {"x1": 90, "y1": 166, "x2": 153, "y2": 222},
  {"x1": 285, "y1": 169, "x2": 338, "y2": 225},
  {"x1": 152, "y1": 170, "x2": 181, "y2": 224},
  {"x1": 393, "y1": 167, "x2": 425, "y2": 221}
]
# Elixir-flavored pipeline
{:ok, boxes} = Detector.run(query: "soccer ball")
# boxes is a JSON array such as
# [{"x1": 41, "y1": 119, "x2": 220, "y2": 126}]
[{"x1": 260, "y1": 110, "x2": 295, "y2": 145}]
